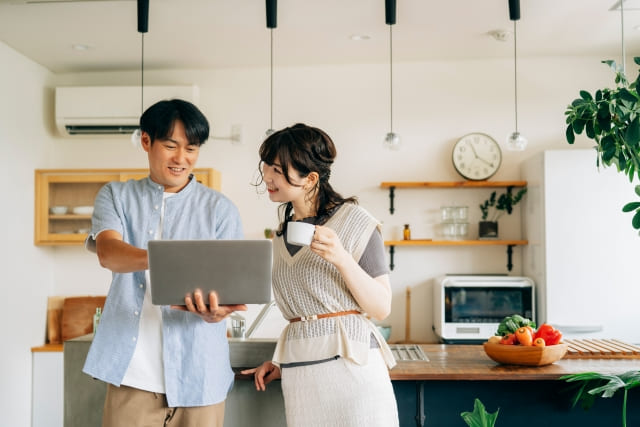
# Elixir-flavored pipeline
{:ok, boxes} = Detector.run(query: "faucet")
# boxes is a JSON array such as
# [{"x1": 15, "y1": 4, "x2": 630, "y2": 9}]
[
  {"x1": 229, "y1": 313, "x2": 246, "y2": 339},
  {"x1": 245, "y1": 300, "x2": 276, "y2": 339}
]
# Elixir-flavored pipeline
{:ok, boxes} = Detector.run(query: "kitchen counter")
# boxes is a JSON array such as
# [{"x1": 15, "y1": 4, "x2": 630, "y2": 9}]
[
  {"x1": 388, "y1": 344, "x2": 640, "y2": 427},
  {"x1": 388, "y1": 344, "x2": 640, "y2": 380},
  {"x1": 62, "y1": 338, "x2": 640, "y2": 427}
]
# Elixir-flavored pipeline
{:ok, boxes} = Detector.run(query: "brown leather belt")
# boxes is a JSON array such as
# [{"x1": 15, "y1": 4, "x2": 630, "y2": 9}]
[{"x1": 289, "y1": 310, "x2": 361, "y2": 323}]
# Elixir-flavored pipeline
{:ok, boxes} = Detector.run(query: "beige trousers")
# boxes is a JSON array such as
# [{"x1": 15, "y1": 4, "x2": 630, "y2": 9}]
[{"x1": 102, "y1": 383, "x2": 225, "y2": 427}]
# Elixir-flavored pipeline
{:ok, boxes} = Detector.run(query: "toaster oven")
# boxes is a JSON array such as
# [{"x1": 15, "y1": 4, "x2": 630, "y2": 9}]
[{"x1": 433, "y1": 275, "x2": 535, "y2": 344}]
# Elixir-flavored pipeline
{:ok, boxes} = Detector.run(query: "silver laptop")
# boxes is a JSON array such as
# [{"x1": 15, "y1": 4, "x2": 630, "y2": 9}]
[{"x1": 148, "y1": 240, "x2": 272, "y2": 306}]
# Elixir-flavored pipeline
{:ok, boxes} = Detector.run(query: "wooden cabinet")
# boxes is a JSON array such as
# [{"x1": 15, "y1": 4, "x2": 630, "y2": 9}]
[
  {"x1": 34, "y1": 168, "x2": 220, "y2": 246},
  {"x1": 380, "y1": 180, "x2": 528, "y2": 270}
]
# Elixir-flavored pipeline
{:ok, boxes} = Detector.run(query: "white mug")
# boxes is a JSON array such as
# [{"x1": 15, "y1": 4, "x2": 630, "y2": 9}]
[{"x1": 287, "y1": 221, "x2": 315, "y2": 246}]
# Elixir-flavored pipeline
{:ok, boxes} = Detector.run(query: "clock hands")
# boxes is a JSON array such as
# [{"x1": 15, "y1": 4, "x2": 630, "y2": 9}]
[
  {"x1": 466, "y1": 140, "x2": 479, "y2": 158},
  {"x1": 476, "y1": 157, "x2": 495, "y2": 168},
  {"x1": 466, "y1": 141, "x2": 495, "y2": 168}
]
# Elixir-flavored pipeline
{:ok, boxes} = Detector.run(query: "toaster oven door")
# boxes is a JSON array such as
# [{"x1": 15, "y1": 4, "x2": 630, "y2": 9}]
[{"x1": 438, "y1": 283, "x2": 534, "y2": 344}]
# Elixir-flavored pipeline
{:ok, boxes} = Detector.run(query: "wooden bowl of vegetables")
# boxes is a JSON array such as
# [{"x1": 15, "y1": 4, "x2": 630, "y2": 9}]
[
  {"x1": 483, "y1": 341, "x2": 568, "y2": 366},
  {"x1": 483, "y1": 316, "x2": 568, "y2": 366}
]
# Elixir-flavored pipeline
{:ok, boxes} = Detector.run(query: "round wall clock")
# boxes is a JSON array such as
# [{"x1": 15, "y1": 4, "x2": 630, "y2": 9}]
[{"x1": 452, "y1": 133, "x2": 502, "y2": 181}]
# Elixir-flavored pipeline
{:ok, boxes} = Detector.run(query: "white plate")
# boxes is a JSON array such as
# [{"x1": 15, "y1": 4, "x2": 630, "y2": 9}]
[{"x1": 72, "y1": 206, "x2": 94, "y2": 215}]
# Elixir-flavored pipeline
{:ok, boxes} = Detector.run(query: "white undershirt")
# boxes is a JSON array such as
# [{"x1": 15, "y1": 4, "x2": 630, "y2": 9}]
[{"x1": 121, "y1": 192, "x2": 175, "y2": 392}]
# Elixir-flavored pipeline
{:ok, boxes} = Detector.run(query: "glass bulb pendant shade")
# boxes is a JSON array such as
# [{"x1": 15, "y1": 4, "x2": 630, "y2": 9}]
[
  {"x1": 265, "y1": 128, "x2": 275, "y2": 138},
  {"x1": 506, "y1": 131, "x2": 527, "y2": 151},
  {"x1": 131, "y1": 128, "x2": 142, "y2": 149},
  {"x1": 383, "y1": 132, "x2": 401, "y2": 150}
]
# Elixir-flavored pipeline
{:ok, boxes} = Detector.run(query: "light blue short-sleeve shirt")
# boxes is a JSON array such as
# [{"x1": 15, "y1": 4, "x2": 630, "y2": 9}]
[{"x1": 82, "y1": 176, "x2": 243, "y2": 407}]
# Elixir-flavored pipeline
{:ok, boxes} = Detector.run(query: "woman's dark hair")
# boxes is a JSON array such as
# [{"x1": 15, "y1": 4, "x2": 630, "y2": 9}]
[
  {"x1": 257, "y1": 123, "x2": 357, "y2": 234},
  {"x1": 140, "y1": 99, "x2": 210, "y2": 146}
]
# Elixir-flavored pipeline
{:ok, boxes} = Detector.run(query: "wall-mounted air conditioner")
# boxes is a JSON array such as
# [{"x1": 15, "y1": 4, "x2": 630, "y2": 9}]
[{"x1": 54, "y1": 85, "x2": 199, "y2": 136}]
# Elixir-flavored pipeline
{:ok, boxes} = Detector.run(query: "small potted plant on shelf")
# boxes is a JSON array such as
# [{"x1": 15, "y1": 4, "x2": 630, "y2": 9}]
[{"x1": 479, "y1": 188, "x2": 527, "y2": 239}]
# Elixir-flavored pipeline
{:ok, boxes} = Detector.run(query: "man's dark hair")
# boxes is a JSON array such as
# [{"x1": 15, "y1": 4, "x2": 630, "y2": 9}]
[{"x1": 140, "y1": 99, "x2": 210, "y2": 146}]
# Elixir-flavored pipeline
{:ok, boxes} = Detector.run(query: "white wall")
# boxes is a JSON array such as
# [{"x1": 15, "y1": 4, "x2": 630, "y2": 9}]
[
  {"x1": 49, "y1": 56, "x2": 610, "y2": 341},
  {"x1": 1, "y1": 42, "x2": 56, "y2": 427},
  {"x1": 2, "y1": 36, "x2": 623, "y2": 425}
]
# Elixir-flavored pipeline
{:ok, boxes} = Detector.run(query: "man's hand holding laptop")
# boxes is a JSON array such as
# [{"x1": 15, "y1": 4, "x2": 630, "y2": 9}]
[{"x1": 172, "y1": 289, "x2": 247, "y2": 323}]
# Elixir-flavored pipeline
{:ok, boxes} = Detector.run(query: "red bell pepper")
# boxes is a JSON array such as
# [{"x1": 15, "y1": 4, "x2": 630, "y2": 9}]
[
  {"x1": 534, "y1": 323, "x2": 563, "y2": 345},
  {"x1": 500, "y1": 333, "x2": 517, "y2": 345}
]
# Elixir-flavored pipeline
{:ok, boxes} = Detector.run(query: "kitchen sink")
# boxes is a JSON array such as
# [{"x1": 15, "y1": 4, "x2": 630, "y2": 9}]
[
  {"x1": 389, "y1": 344, "x2": 429, "y2": 362},
  {"x1": 228, "y1": 338, "x2": 277, "y2": 368},
  {"x1": 229, "y1": 340, "x2": 430, "y2": 368}
]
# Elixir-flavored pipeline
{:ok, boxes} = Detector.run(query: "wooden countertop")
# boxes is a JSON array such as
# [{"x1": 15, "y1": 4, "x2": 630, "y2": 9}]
[
  {"x1": 389, "y1": 344, "x2": 640, "y2": 381},
  {"x1": 45, "y1": 339, "x2": 639, "y2": 382},
  {"x1": 31, "y1": 344, "x2": 63, "y2": 352}
]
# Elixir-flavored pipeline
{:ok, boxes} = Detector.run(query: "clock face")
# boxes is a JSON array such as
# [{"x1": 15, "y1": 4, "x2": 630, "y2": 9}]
[{"x1": 452, "y1": 133, "x2": 502, "y2": 181}]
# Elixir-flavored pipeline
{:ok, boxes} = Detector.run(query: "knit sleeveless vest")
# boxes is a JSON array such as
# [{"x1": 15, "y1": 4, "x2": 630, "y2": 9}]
[{"x1": 271, "y1": 203, "x2": 395, "y2": 368}]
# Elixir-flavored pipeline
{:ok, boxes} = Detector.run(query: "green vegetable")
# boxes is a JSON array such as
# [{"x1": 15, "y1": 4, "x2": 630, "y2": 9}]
[
  {"x1": 461, "y1": 398, "x2": 499, "y2": 427},
  {"x1": 496, "y1": 314, "x2": 536, "y2": 337}
]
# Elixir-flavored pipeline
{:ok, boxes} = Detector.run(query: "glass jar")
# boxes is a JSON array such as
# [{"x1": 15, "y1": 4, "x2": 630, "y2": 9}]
[
  {"x1": 454, "y1": 222, "x2": 469, "y2": 239},
  {"x1": 403, "y1": 224, "x2": 411, "y2": 240},
  {"x1": 452, "y1": 206, "x2": 468, "y2": 223}
]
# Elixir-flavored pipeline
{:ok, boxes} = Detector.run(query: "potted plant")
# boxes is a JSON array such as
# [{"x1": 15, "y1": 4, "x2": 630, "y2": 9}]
[
  {"x1": 478, "y1": 188, "x2": 527, "y2": 239},
  {"x1": 561, "y1": 370, "x2": 640, "y2": 427},
  {"x1": 460, "y1": 398, "x2": 499, "y2": 427},
  {"x1": 564, "y1": 57, "x2": 640, "y2": 234}
]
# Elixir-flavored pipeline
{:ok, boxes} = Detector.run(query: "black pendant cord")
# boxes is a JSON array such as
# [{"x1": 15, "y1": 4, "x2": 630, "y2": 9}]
[
  {"x1": 389, "y1": 24, "x2": 394, "y2": 134},
  {"x1": 270, "y1": 28, "x2": 273, "y2": 131},
  {"x1": 141, "y1": 32, "x2": 145, "y2": 115},
  {"x1": 137, "y1": 0, "x2": 149, "y2": 116},
  {"x1": 513, "y1": 20, "x2": 518, "y2": 134}
]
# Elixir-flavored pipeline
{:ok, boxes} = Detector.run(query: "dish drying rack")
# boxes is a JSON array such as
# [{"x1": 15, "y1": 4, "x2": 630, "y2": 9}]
[{"x1": 389, "y1": 344, "x2": 429, "y2": 362}]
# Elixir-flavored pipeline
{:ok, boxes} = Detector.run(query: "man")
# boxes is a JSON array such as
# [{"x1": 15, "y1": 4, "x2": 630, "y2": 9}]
[{"x1": 83, "y1": 99, "x2": 246, "y2": 427}]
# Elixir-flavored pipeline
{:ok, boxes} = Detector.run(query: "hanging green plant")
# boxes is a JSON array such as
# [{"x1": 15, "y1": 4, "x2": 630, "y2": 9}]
[{"x1": 564, "y1": 57, "x2": 640, "y2": 233}]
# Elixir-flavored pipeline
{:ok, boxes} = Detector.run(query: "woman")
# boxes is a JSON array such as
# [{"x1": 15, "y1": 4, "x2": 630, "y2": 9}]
[{"x1": 242, "y1": 123, "x2": 399, "y2": 426}]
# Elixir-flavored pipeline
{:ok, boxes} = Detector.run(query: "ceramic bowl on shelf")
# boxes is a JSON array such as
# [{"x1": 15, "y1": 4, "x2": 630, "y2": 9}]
[
  {"x1": 483, "y1": 342, "x2": 568, "y2": 366},
  {"x1": 50, "y1": 206, "x2": 68, "y2": 215},
  {"x1": 72, "y1": 206, "x2": 94, "y2": 215}
]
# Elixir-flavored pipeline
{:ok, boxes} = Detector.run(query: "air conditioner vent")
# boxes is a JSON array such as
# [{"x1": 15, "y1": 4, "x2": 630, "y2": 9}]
[{"x1": 65, "y1": 125, "x2": 140, "y2": 135}]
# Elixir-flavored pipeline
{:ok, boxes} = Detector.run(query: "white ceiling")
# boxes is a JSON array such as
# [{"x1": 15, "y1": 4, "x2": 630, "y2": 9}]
[{"x1": 1, "y1": 0, "x2": 640, "y2": 74}]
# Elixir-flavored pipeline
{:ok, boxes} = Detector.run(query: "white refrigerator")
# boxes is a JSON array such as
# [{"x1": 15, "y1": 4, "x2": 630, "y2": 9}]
[{"x1": 522, "y1": 149, "x2": 640, "y2": 344}]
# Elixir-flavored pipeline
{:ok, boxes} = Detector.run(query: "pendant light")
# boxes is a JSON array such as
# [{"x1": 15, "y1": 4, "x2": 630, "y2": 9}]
[
  {"x1": 265, "y1": 0, "x2": 277, "y2": 137},
  {"x1": 383, "y1": 0, "x2": 400, "y2": 150},
  {"x1": 131, "y1": 0, "x2": 149, "y2": 147},
  {"x1": 506, "y1": 0, "x2": 527, "y2": 151}
]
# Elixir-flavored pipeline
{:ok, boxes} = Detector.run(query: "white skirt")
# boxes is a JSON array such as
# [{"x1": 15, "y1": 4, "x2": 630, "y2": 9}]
[{"x1": 280, "y1": 348, "x2": 399, "y2": 427}]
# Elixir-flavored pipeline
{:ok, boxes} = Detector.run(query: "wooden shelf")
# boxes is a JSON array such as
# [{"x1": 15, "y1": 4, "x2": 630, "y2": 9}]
[
  {"x1": 385, "y1": 239, "x2": 528, "y2": 246},
  {"x1": 380, "y1": 180, "x2": 527, "y2": 189},
  {"x1": 48, "y1": 214, "x2": 92, "y2": 220},
  {"x1": 384, "y1": 239, "x2": 527, "y2": 271}
]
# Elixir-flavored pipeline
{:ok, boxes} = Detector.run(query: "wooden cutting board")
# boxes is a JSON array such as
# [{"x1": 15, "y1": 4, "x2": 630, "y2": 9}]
[
  {"x1": 563, "y1": 338, "x2": 640, "y2": 359},
  {"x1": 61, "y1": 296, "x2": 106, "y2": 342}
]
